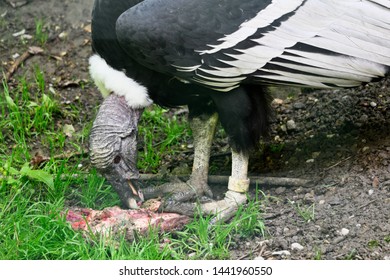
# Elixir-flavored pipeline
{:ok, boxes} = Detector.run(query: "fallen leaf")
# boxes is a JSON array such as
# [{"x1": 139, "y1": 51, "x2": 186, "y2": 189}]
[
  {"x1": 372, "y1": 177, "x2": 380, "y2": 188},
  {"x1": 28, "y1": 46, "x2": 44, "y2": 55},
  {"x1": 12, "y1": 29, "x2": 26, "y2": 37},
  {"x1": 82, "y1": 39, "x2": 90, "y2": 46},
  {"x1": 49, "y1": 55, "x2": 63, "y2": 61},
  {"x1": 83, "y1": 24, "x2": 91, "y2": 33},
  {"x1": 20, "y1": 34, "x2": 33, "y2": 40},
  {"x1": 30, "y1": 152, "x2": 50, "y2": 167},
  {"x1": 63, "y1": 124, "x2": 75, "y2": 138}
]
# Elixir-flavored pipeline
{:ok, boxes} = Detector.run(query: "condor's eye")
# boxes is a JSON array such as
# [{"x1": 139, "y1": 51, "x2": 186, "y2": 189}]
[{"x1": 113, "y1": 155, "x2": 121, "y2": 164}]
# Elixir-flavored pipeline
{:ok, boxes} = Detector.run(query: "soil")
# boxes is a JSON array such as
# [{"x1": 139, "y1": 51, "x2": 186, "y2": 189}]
[{"x1": 1, "y1": 0, "x2": 389, "y2": 260}]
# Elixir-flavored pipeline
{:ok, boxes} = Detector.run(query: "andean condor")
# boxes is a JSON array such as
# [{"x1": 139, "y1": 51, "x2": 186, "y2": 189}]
[{"x1": 89, "y1": 0, "x2": 390, "y2": 221}]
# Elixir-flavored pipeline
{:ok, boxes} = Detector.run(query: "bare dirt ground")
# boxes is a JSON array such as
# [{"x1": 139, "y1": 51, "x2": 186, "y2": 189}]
[{"x1": 1, "y1": 0, "x2": 389, "y2": 260}]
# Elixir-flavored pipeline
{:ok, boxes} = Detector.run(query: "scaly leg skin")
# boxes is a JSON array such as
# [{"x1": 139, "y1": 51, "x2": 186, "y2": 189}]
[
  {"x1": 143, "y1": 112, "x2": 219, "y2": 202},
  {"x1": 161, "y1": 150, "x2": 250, "y2": 223}
]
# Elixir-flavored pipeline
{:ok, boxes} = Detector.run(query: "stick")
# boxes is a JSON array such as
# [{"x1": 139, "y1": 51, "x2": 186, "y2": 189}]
[
  {"x1": 30, "y1": 151, "x2": 89, "y2": 167},
  {"x1": 354, "y1": 199, "x2": 378, "y2": 211},
  {"x1": 4, "y1": 46, "x2": 43, "y2": 82},
  {"x1": 238, "y1": 244, "x2": 262, "y2": 260},
  {"x1": 6, "y1": 0, "x2": 28, "y2": 8},
  {"x1": 324, "y1": 156, "x2": 352, "y2": 171},
  {"x1": 139, "y1": 174, "x2": 310, "y2": 187}
]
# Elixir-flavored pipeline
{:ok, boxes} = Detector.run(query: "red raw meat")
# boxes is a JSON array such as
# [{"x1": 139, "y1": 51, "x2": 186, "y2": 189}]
[{"x1": 65, "y1": 204, "x2": 190, "y2": 240}]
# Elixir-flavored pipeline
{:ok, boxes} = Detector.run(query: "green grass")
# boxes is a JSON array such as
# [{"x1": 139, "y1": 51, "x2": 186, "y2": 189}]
[
  {"x1": 0, "y1": 70, "x2": 266, "y2": 260},
  {"x1": 34, "y1": 18, "x2": 48, "y2": 46},
  {"x1": 138, "y1": 107, "x2": 191, "y2": 172},
  {"x1": 170, "y1": 192, "x2": 265, "y2": 260},
  {"x1": 289, "y1": 199, "x2": 315, "y2": 222}
]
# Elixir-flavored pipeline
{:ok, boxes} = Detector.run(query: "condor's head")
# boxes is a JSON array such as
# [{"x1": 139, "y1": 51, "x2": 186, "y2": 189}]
[{"x1": 89, "y1": 55, "x2": 152, "y2": 209}]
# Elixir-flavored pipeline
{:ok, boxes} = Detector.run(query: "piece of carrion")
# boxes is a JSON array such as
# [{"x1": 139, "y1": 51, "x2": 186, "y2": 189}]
[{"x1": 65, "y1": 200, "x2": 190, "y2": 241}]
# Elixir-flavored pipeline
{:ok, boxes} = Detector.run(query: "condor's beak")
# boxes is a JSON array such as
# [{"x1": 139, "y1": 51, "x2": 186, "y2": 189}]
[{"x1": 128, "y1": 180, "x2": 144, "y2": 202}]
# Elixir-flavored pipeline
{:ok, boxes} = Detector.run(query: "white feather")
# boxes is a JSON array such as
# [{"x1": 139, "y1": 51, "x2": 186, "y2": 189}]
[
  {"x1": 172, "y1": 64, "x2": 201, "y2": 72},
  {"x1": 191, "y1": 0, "x2": 390, "y2": 90},
  {"x1": 89, "y1": 55, "x2": 152, "y2": 108},
  {"x1": 198, "y1": 0, "x2": 305, "y2": 55},
  {"x1": 371, "y1": 0, "x2": 390, "y2": 8}
]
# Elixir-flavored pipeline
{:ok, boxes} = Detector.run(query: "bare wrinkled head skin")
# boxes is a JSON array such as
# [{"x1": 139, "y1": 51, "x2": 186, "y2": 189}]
[{"x1": 90, "y1": 94, "x2": 144, "y2": 209}]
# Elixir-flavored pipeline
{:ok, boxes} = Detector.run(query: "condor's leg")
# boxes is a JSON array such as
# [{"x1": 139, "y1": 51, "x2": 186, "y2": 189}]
[
  {"x1": 199, "y1": 149, "x2": 249, "y2": 220},
  {"x1": 186, "y1": 110, "x2": 219, "y2": 198},
  {"x1": 142, "y1": 109, "x2": 219, "y2": 201}
]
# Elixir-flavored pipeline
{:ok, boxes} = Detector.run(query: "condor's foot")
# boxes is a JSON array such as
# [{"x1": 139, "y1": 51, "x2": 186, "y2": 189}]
[
  {"x1": 159, "y1": 190, "x2": 247, "y2": 223},
  {"x1": 141, "y1": 178, "x2": 213, "y2": 203}
]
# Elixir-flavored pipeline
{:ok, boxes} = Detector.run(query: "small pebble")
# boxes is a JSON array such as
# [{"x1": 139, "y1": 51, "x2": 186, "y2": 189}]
[
  {"x1": 286, "y1": 120, "x2": 297, "y2": 130},
  {"x1": 274, "y1": 135, "x2": 282, "y2": 142},
  {"x1": 291, "y1": 243, "x2": 304, "y2": 251},
  {"x1": 272, "y1": 98, "x2": 284, "y2": 106},
  {"x1": 58, "y1": 31, "x2": 69, "y2": 40},
  {"x1": 293, "y1": 102, "x2": 305, "y2": 110},
  {"x1": 272, "y1": 250, "x2": 291, "y2": 256},
  {"x1": 275, "y1": 187, "x2": 286, "y2": 194},
  {"x1": 368, "y1": 189, "x2": 374, "y2": 196},
  {"x1": 340, "y1": 228, "x2": 350, "y2": 236},
  {"x1": 254, "y1": 256, "x2": 265, "y2": 260},
  {"x1": 370, "y1": 101, "x2": 377, "y2": 107}
]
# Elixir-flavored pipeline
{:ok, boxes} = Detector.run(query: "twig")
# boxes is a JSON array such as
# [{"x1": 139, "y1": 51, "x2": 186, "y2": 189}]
[
  {"x1": 324, "y1": 156, "x2": 352, "y2": 171},
  {"x1": 30, "y1": 151, "x2": 89, "y2": 167},
  {"x1": 4, "y1": 46, "x2": 44, "y2": 82},
  {"x1": 139, "y1": 174, "x2": 310, "y2": 187},
  {"x1": 238, "y1": 244, "x2": 262, "y2": 260},
  {"x1": 354, "y1": 199, "x2": 378, "y2": 211}
]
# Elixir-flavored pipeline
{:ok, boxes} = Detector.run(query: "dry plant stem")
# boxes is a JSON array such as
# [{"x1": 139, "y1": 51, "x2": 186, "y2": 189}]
[
  {"x1": 139, "y1": 174, "x2": 310, "y2": 188},
  {"x1": 4, "y1": 46, "x2": 43, "y2": 81}
]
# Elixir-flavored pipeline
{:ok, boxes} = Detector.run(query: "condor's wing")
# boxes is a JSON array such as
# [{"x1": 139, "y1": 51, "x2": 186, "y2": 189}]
[{"x1": 116, "y1": 0, "x2": 390, "y2": 91}]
